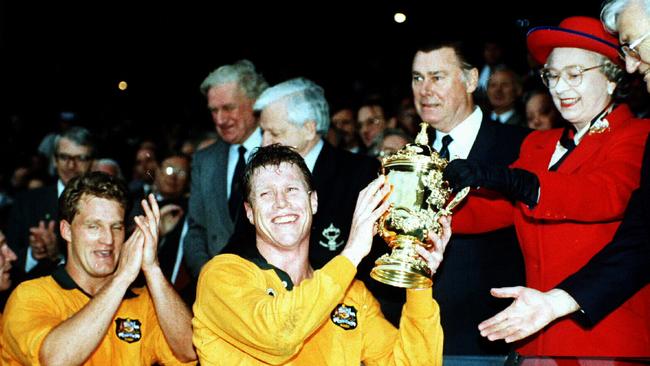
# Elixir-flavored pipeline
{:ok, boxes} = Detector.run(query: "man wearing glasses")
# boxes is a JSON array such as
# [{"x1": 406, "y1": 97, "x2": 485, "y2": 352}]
[
  {"x1": 6, "y1": 126, "x2": 95, "y2": 283},
  {"x1": 474, "y1": 0, "x2": 650, "y2": 350}
]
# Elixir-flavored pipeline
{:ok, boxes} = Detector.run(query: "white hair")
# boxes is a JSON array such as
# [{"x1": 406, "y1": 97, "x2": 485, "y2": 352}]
[
  {"x1": 601, "y1": 0, "x2": 650, "y2": 33},
  {"x1": 253, "y1": 78, "x2": 330, "y2": 135}
]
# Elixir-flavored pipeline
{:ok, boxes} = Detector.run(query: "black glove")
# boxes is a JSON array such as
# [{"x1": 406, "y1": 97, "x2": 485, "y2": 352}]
[{"x1": 443, "y1": 159, "x2": 540, "y2": 207}]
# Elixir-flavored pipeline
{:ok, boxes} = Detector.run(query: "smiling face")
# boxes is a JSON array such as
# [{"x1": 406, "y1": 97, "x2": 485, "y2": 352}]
[
  {"x1": 55, "y1": 137, "x2": 93, "y2": 185},
  {"x1": 412, "y1": 47, "x2": 477, "y2": 133},
  {"x1": 244, "y1": 162, "x2": 317, "y2": 252},
  {"x1": 155, "y1": 156, "x2": 190, "y2": 199},
  {"x1": 62, "y1": 195, "x2": 125, "y2": 283},
  {"x1": 207, "y1": 82, "x2": 257, "y2": 144},
  {"x1": 546, "y1": 48, "x2": 614, "y2": 130},
  {"x1": 487, "y1": 69, "x2": 521, "y2": 113}
]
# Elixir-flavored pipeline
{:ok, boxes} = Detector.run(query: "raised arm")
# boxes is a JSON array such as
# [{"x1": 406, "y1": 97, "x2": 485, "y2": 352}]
[
  {"x1": 361, "y1": 216, "x2": 450, "y2": 365},
  {"x1": 139, "y1": 195, "x2": 196, "y2": 362}
]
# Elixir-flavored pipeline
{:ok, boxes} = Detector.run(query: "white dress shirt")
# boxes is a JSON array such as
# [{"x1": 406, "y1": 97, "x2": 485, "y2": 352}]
[{"x1": 433, "y1": 107, "x2": 483, "y2": 160}]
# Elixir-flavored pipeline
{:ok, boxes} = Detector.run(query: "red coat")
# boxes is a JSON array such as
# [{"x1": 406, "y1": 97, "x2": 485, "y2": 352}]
[{"x1": 453, "y1": 104, "x2": 650, "y2": 357}]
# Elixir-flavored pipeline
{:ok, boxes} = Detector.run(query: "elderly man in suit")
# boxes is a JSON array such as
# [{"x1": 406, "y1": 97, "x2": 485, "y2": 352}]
[
  {"x1": 183, "y1": 60, "x2": 268, "y2": 278},
  {"x1": 236, "y1": 77, "x2": 380, "y2": 271},
  {"x1": 410, "y1": 40, "x2": 530, "y2": 358},
  {"x1": 7, "y1": 126, "x2": 95, "y2": 282}
]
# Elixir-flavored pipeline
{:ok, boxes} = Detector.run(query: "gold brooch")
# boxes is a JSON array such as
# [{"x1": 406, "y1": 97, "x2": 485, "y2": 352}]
[{"x1": 588, "y1": 118, "x2": 610, "y2": 135}]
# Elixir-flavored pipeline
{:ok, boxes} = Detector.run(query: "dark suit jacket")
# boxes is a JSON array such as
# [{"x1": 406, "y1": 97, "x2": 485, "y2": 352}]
[
  {"x1": 433, "y1": 115, "x2": 530, "y2": 355},
  {"x1": 183, "y1": 140, "x2": 237, "y2": 278},
  {"x1": 5, "y1": 184, "x2": 61, "y2": 282},
  {"x1": 558, "y1": 133, "x2": 650, "y2": 326},
  {"x1": 503, "y1": 110, "x2": 527, "y2": 128},
  {"x1": 224, "y1": 141, "x2": 380, "y2": 266},
  {"x1": 308, "y1": 141, "x2": 380, "y2": 268}
]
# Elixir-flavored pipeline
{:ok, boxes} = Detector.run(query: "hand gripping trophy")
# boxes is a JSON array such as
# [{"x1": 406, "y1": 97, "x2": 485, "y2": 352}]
[{"x1": 371, "y1": 122, "x2": 470, "y2": 289}]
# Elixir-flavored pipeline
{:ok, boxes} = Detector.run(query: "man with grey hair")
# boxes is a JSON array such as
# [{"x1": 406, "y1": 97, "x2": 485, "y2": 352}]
[
  {"x1": 475, "y1": 0, "x2": 650, "y2": 349},
  {"x1": 7, "y1": 126, "x2": 96, "y2": 282},
  {"x1": 184, "y1": 59, "x2": 269, "y2": 278},
  {"x1": 602, "y1": 0, "x2": 650, "y2": 91},
  {"x1": 486, "y1": 66, "x2": 526, "y2": 127},
  {"x1": 412, "y1": 40, "x2": 529, "y2": 357},
  {"x1": 245, "y1": 77, "x2": 381, "y2": 272}
]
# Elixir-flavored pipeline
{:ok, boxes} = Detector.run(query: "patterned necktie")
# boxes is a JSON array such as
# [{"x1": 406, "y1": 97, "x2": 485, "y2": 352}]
[
  {"x1": 439, "y1": 135, "x2": 453, "y2": 160},
  {"x1": 228, "y1": 145, "x2": 247, "y2": 219}
]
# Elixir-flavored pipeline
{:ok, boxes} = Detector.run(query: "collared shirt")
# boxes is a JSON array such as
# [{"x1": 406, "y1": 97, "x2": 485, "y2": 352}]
[
  {"x1": 491, "y1": 109, "x2": 515, "y2": 124},
  {"x1": 1, "y1": 267, "x2": 194, "y2": 366},
  {"x1": 227, "y1": 127, "x2": 263, "y2": 198},
  {"x1": 548, "y1": 118, "x2": 604, "y2": 169},
  {"x1": 433, "y1": 107, "x2": 483, "y2": 160},
  {"x1": 303, "y1": 139, "x2": 324, "y2": 173}
]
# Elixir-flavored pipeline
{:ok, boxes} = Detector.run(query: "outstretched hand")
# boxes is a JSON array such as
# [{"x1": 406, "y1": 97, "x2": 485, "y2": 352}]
[
  {"x1": 341, "y1": 175, "x2": 392, "y2": 267},
  {"x1": 478, "y1": 286, "x2": 580, "y2": 343},
  {"x1": 415, "y1": 215, "x2": 452, "y2": 276}
]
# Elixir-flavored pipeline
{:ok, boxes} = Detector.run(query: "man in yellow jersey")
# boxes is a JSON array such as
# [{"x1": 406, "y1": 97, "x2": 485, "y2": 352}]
[
  {"x1": 1, "y1": 172, "x2": 196, "y2": 365},
  {"x1": 193, "y1": 144, "x2": 447, "y2": 365}
]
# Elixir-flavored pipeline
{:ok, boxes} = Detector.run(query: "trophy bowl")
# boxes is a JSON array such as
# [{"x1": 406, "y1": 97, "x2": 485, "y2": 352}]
[{"x1": 370, "y1": 123, "x2": 469, "y2": 289}]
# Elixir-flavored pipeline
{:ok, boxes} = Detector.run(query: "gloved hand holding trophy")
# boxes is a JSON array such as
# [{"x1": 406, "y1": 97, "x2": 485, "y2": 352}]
[{"x1": 370, "y1": 122, "x2": 470, "y2": 289}]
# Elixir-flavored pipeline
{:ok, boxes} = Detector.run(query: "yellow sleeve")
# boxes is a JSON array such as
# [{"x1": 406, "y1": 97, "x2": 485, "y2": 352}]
[
  {"x1": 361, "y1": 288, "x2": 443, "y2": 366},
  {"x1": 193, "y1": 254, "x2": 356, "y2": 364},
  {"x1": 1, "y1": 281, "x2": 63, "y2": 366}
]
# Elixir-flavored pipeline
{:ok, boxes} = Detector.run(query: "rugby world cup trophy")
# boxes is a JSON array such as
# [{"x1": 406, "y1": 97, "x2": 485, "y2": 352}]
[{"x1": 371, "y1": 122, "x2": 470, "y2": 289}]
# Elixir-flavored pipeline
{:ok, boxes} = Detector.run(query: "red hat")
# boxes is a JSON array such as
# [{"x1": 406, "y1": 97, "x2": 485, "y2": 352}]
[{"x1": 527, "y1": 16, "x2": 621, "y2": 66}]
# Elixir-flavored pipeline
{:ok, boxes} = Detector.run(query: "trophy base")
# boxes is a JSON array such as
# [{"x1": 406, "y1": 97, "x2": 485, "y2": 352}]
[{"x1": 370, "y1": 241, "x2": 432, "y2": 289}]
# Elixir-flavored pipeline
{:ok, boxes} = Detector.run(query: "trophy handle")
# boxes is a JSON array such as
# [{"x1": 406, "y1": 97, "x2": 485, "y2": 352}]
[{"x1": 443, "y1": 186, "x2": 470, "y2": 213}]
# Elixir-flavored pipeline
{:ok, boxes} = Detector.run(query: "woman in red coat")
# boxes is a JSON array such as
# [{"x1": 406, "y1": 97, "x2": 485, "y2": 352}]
[{"x1": 444, "y1": 16, "x2": 650, "y2": 357}]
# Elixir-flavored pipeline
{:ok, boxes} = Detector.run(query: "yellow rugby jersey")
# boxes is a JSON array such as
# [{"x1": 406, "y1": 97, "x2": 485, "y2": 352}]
[
  {"x1": 1, "y1": 267, "x2": 196, "y2": 366},
  {"x1": 193, "y1": 251, "x2": 443, "y2": 365}
]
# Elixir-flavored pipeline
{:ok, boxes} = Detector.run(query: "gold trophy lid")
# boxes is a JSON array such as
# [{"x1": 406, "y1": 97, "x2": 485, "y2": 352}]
[{"x1": 381, "y1": 122, "x2": 447, "y2": 170}]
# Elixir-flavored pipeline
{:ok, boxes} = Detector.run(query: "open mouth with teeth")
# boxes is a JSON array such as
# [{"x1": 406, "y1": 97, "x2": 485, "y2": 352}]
[
  {"x1": 272, "y1": 215, "x2": 298, "y2": 224},
  {"x1": 94, "y1": 250, "x2": 114, "y2": 258},
  {"x1": 560, "y1": 98, "x2": 579, "y2": 108}
]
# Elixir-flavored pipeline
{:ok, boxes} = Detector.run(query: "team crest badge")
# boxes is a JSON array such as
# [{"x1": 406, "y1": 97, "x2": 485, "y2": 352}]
[
  {"x1": 319, "y1": 223, "x2": 343, "y2": 251},
  {"x1": 330, "y1": 304, "x2": 358, "y2": 330},
  {"x1": 115, "y1": 318, "x2": 142, "y2": 343}
]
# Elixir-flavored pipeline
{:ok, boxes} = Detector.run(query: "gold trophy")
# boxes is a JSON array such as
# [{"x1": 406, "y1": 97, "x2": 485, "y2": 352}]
[{"x1": 370, "y1": 122, "x2": 470, "y2": 289}]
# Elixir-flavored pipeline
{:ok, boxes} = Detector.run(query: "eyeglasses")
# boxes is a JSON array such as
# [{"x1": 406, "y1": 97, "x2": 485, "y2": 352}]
[
  {"x1": 162, "y1": 166, "x2": 188, "y2": 177},
  {"x1": 55, "y1": 153, "x2": 92, "y2": 164},
  {"x1": 539, "y1": 64, "x2": 605, "y2": 89},
  {"x1": 621, "y1": 30, "x2": 650, "y2": 64}
]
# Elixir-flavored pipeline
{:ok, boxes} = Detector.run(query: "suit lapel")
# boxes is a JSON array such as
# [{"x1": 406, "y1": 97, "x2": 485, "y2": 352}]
[
  {"x1": 467, "y1": 117, "x2": 498, "y2": 164},
  {"x1": 211, "y1": 141, "x2": 233, "y2": 225},
  {"x1": 556, "y1": 105, "x2": 633, "y2": 174},
  {"x1": 312, "y1": 142, "x2": 335, "y2": 193}
]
